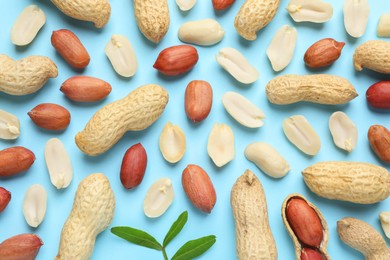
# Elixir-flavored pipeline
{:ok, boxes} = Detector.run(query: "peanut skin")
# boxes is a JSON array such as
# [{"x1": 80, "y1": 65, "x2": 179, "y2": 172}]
[
  {"x1": 0, "y1": 234, "x2": 43, "y2": 260},
  {"x1": 0, "y1": 146, "x2": 35, "y2": 177},
  {"x1": 368, "y1": 125, "x2": 390, "y2": 163}
]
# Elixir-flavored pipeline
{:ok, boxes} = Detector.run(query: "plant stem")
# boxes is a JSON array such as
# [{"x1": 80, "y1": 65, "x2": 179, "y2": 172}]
[{"x1": 162, "y1": 247, "x2": 169, "y2": 260}]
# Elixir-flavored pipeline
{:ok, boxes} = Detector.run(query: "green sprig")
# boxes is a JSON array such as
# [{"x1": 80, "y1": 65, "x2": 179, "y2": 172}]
[{"x1": 111, "y1": 211, "x2": 216, "y2": 260}]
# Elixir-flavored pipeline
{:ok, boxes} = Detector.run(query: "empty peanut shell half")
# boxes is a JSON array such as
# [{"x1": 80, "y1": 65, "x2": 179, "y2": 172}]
[
  {"x1": 144, "y1": 178, "x2": 174, "y2": 218},
  {"x1": 283, "y1": 115, "x2": 321, "y2": 156},
  {"x1": 208, "y1": 123, "x2": 235, "y2": 167},
  {"x1": 329, "y1": 111, "x2": 357, "y2": 152},
  {"x1": 287, "y1": 0, "x2": 333, "y2": 23},
  {"x1": 216, "y1": 47, "x2": 259, "y2": 84},
  {"x1": 11, "y1": 5, "x2": 46, "y2": 46},
  {"x1": 176, "y1": 0, "x2": 196, "y2": 11},
  {"x1": 222, "y1": 91, "x2": 265, "y2": 128},
  {"x1": 245, "y1": 142, "x2": 290, "y2": 178},
  {"x1": 105, "y1": 34, "x2": 138, "y2": 77},
  {"x1": 159, "y1": 122, "x2": 186, "y2": 163},
  {"x1": 266, "y1": 25, "x2": 298, "y2": 72},
  {"x1": 22, "y1": 184, "x2": 47, "y2": 228},
  {"x1": 378, "y1": 13, "x2": 390, "y2": 37},
  {"x1": 45, "y1": 138, "x2": 72, "y2": 189},
  {"x1": 178, "y1": 19, "x2": 224, "y2": 46},
  {"x1": 380, "y1": 212, "x2": 390, "y2": 239},
  {"x1": 0, "y1": 109, "x2": 20, "y2": 140},
  {"x1": 344, "y1": 0, "x2": 370, "y2": 38}
]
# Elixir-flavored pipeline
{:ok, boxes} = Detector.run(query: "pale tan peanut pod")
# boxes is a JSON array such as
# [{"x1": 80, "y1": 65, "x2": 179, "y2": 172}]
[
  {"x1": 0, "y1": 109, "x2": 20, "y2": 140},
  {"x1": 55, "y1": 173, "x2": 115, "y2": 259},
  {"x1": 282, "y1": 193, "x2": 330, "y2": 260},
  {"x1": 337, "y1": 217, "x2": 390, "y2": 259},
  {"x1": 344, "y1": 0, "x2": 370, "y2": 38},
  {"x1": 378, "y1": 13, "x2": 390, "y2": 37},
  {"x1": 134, "y1": 0, "x2": 169, "y2": 44},
  {"x1": 105, "y1": 34, "x2": 137, "y2": 77},
  {"x1": 159, "y1": 122, "x2": 186, "y2": 163},
  {"x1": 287, "y1": 0, "x2": 333, "y2": 23},
  {"x1": 207, "y1": 123, "x2": 234, "y2": 167},
  {"x1": 231, "y1": 170, "x2": 278, "y2": 259},
  {"x1": 144, "y1": 178, "x2": 174, "y2": 218},
  {"x1": 11, "y1": 5, "x2": 46, "y2": 46},
  {"x1": 176, "y1": 0, "x2": 196, "y2": 11},
  {"x1": 380, "y1": 212, "x2": 390, "y2": 239},
  {"x1": 329, "y1": 111, "x2": 358, "y2": 152},
  {"x1": 302, "y1": 161, "x2": 390, "y2": 204},
  {"x1": 245, "y1": 142, "x2": 290, "y2": 178},
  {"x1": 216, "y1": 47, "x2": 259, "y2": 84},
  {"x1": 266, "y1": 74, "x2": 358, "y2": 105},
  {"x1": 234, "y1": 0, "x2": 281, "y2": 41},
  {"x1": 353, "y1": 40, "x2": 390, "y2": 74},
  {"x1": 0, "y1": 54, "x2": 58, "y2": 96},
  {"x1": 178, "y1": 19, "x2": 225, "y2": 46},
  {"x1": 75, "y1": 84, "x2": 169, "y2": 156},
  {"x1": 283, "y1": 115, "x2": 321, "y2": 156},
  {"x1": 50, "y1": 0, "x2": 111, "y2": 28},
  {"x1": 45, "y1": 138, "x2": 72, "y2": 189},
  {"x1": 266, "y1": 25, "x2": 298, "y2": 72},
  {"x1": 22, "y1": 184, "x2": 47, "y2": 228},
  {"x1": 222, "y1": 91, "x2": 265, "y2": 128}
]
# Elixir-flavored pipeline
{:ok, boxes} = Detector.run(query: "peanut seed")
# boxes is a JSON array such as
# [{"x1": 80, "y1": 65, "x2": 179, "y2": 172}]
[
  {"x1": 159, "y1": 122, "x2": 186, "y2": 163},
  {"x1": 144, "y1": 178, "x2": 174, "y2": 218},
  {"x1": 45, "y1": 138, "x2": 73, "y2": 189},
  {"x1": 176, "y1": 0, "x2": 196, "y2": 11},
  {"x1": 344, "y1": 0, "x2": 370, "y2": 38},
  {"x1": 105, "y1": 34, "x2": 137, "y2": 77},
  {"x1": 378, "y1": 13, "x2": 390, "y2": 37},
  {"x1": 207, "y1": 123, "x2": 235, "y2": 167},
  {"x1": 0, "y1": 109, "x2": 20, "y2": 140},
  {"x1": 266, "y1": 25, "x2": 298, "y2": 72},
  {"x1": 245, "y1": 142, "x2": 290, "y2": 178},
  {"x1": 11, "y1": 5, "x2": 46, "y2": 46},
  {"x1": 329, "y1": 111, "x2": 357, "y2": 152},
  {"x1": 287, "y1": 0, "x2": 333, "y2": 23},
  {"x1": 216, "y1": 47, "x2": 259, "y2": 84},
  {"x1": 178, "y1": 19, "x2": 224, "y2": 46},
  {"x1": 222, "y1": 91, "x2": 265, "y2": 128},
  {"x1": 22, "y1": 184, "x2": 47, "y2": 228},
  {"x1": 283, "y1": 115, "x2": 321, "y2": 156}
]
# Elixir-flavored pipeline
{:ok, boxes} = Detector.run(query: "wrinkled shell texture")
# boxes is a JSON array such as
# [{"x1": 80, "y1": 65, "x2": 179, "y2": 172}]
[
  {"x1": 354, "y1": 40, "x2": 390, "y2": 74},
  {"x1": 55, "y1": 173, "x2": 115, "y2": 260},
  {"x1": 231, "y1": 170, "x2": 277, "y2": 259},
  {"x1": 50, "y1": 0, "x2": 111, "y2": 28},
  {"x1": 235, "y1": 0, "x2": 281, "y2": 40},
  {"x1": 266, "y1": 74, "x2": 358, "y2": 105},
  {"x1": 0, "y1": 54, "x2": 58, "y2": 96},
  {"x1": 302, "y1": 162, "x2": 390, "y2": 204},
  {"x1": 337, "y1": 217, "x2": 390, "y2": 259},
  {"x1": 75, "y1": 84, "x2": 169, "y2": 156},
  {"x1": 282, "y1": 194, "x2": 329, "y2": 260},
  {"x1": 134, "y1": 0, "x2": 169, "y2": 43}
]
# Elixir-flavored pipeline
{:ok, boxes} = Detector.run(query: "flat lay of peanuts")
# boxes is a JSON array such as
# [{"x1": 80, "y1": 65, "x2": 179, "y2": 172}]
[{"x1": 0, "y1": 0, "x2": 389, "y2": 259}]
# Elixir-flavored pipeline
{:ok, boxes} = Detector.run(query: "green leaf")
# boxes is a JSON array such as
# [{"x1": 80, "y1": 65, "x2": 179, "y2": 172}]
[
  {"x1": 171, "y1": 235, "x2": 216, "y2": 260},
  {"x1": 111, "y1": 226, "x2": 162, "y2": 251},
  {"x1": 163, "y1": 211, "x2": 188, "y2": 247}
]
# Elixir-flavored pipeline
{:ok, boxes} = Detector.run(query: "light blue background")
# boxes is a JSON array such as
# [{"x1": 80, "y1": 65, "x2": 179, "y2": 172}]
[{"x1": 0, "y1": 0, "x2": 389, "y2": 259}]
